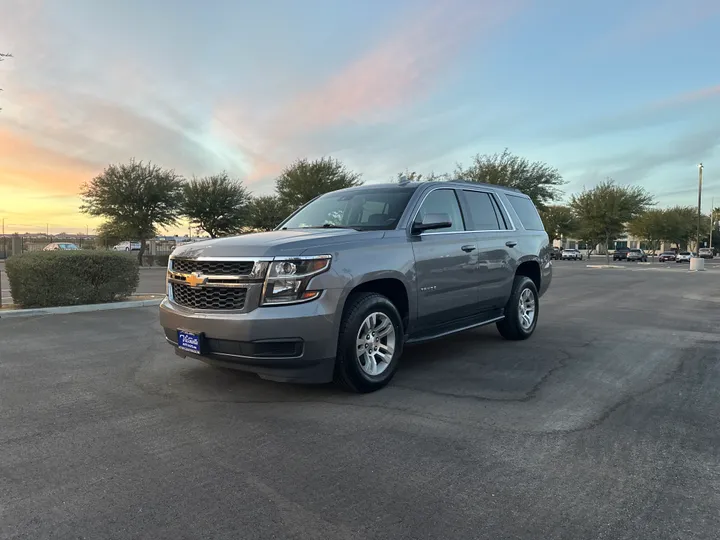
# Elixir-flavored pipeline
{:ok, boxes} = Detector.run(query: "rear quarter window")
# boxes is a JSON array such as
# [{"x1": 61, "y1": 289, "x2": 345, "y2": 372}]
[{"x1": 505, "y1": 194, "x2": 545, "y2": 231}]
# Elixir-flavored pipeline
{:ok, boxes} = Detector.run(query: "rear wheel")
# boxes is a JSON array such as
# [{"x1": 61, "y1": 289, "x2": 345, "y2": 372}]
[
  {"x1": 335, "y1": 292, "x2": 404, "y2": 393},
  {"x1": 496, "y1": 276, "x2": 539, "y2": 341}
]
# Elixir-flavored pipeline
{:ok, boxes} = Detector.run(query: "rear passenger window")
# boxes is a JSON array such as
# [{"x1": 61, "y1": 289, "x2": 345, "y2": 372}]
[
  {"x1": 506, "y1": 195, "x2": 544, "y2": 231},
  {"x1": 463, "y1": 191, "x2": 501, "y2": 230}
]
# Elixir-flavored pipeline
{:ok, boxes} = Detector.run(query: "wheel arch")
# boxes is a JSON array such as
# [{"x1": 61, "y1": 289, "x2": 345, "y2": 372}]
[
  {"x1": 514, "y1": 257, "x2": 541, "y2": 291},
  {"x1": 339, "y1": 272, "x2": 413, "y2": 333}
]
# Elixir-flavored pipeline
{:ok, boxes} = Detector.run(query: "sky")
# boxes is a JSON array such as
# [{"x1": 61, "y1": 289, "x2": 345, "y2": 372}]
[{"x1": 0, "y1": 0, "x2": 719, "y2": 234}]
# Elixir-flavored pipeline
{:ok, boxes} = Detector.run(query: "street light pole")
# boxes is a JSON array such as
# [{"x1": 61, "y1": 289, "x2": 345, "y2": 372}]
[
  {"x1": 711, "y1": 197, "x2": 715, "y2": 252},
  {"x1": 697, "y1": 163, "x2": 703, "y2": 253}
]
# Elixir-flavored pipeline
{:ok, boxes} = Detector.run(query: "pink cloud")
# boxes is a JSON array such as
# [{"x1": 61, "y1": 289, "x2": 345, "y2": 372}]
[
  {"x1": 214, "y1": 0, "x2": 527, "y2": 181},
  {"x1": 650, "y1": 84, "x2": 720, "y2": 110},
  {"x1": 274, "y1": 0, "x2": 525, "y2": 135}
]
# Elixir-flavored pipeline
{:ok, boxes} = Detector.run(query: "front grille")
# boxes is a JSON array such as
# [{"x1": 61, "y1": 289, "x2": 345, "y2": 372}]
[
  {"x1": 172, "y1": 259, "x2": 255, "y2": 276},
  {"x1": 171, "y1": 283, "x2": 247, "y2": 310}
]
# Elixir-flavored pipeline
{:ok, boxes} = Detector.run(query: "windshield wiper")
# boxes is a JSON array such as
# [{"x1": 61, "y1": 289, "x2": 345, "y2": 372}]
[{"x1": 302, "y1": 224, "x2": 354, "y2": 229}]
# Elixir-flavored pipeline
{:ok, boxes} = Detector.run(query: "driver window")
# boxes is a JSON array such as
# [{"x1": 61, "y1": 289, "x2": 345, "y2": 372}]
[{"x1": 415, "y1": 189, "x2": 465, "y2": 232}]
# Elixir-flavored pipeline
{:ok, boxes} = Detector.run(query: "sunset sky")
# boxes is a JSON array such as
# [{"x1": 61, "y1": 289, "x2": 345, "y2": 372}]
[{"x1": 0, "y1": 0, "x2": 719, "y2": 234}]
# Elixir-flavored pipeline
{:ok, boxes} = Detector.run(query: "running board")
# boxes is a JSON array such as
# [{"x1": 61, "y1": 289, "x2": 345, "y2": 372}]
[{"x1": 405, "y1": 314, "x2": 505, "y2": 345}]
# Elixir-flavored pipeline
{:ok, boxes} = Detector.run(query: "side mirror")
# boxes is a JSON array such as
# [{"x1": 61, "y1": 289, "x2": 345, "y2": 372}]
[{"x1": 412, "y1": 213, "x2": 452, "y2": 234}]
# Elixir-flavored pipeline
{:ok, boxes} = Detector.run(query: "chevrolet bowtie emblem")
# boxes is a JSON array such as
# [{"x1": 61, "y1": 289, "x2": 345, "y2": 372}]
[{"x1": 185, "y1": 271, "x2": 208, "y2": 288}]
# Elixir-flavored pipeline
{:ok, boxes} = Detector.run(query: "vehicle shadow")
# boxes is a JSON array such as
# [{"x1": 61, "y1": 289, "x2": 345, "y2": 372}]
[{"x1": 153, "y1": 324, "x2": 569, "y2": 404}]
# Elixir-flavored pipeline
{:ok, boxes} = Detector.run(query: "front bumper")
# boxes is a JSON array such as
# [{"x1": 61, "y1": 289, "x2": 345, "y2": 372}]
[{"x1": 159, "y1": 291, "x2": 343, "y2": 383}]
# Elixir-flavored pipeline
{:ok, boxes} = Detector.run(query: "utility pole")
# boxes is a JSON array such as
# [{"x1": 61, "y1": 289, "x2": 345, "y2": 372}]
[
  {"x1": 697, "y1": 163, "x2": 703, "y2": 254},
  {"x1": 711, "y1": 197, "x2": 715, "y2": 252}
]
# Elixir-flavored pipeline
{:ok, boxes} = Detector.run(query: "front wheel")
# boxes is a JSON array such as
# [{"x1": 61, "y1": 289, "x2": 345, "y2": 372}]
[
  {"x1": 335, "y1": 292, "x2": 404, "y2": 393},
  {"x1": 497, "y1": 276, "x2": 539, "y2": 341}
]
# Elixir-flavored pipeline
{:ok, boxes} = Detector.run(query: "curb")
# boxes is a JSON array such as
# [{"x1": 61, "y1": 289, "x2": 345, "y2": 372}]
[
  {"x1": 586, "y1": 264, "x2": 626, "y2": 269},
  {"x1": 0, "y1": 298, "x2": 164, "y2": 319}
]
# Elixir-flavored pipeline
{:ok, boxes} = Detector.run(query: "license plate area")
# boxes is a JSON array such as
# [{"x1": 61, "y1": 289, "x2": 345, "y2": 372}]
[{"x1": 177, "y1": 329, "x2": 202, "y2": 354}]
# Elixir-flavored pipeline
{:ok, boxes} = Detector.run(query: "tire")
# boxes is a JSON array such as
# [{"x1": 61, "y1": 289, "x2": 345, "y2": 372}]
[
  {"x1": 496, "y1": 276, "x2": 539, "y2": 341},
  {"x1": 334, "y1": 292, "x2": 404, "y2": 393}
]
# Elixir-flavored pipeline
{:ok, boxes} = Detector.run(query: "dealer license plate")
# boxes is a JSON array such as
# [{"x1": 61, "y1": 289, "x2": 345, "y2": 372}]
[{"x1": 177, "y1": 330, "x2": 201, "y2": 353}]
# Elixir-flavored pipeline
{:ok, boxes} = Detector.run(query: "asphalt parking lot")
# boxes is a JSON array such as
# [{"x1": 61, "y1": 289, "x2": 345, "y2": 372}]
[{"x1": 2, "y1": 263, "x2": 720, "y2": 539}]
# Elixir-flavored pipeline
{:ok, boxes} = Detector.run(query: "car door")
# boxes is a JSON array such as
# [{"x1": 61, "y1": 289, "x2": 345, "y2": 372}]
[
  {"x1": 410, "y1": 187, "x2": 480, "y2": 331},
  {"x1": 458, "y1": 189, "x2": 515, "y2": 312}
]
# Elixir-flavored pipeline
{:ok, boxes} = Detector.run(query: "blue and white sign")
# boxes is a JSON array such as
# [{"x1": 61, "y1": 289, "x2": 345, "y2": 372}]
[{"x1": 177, "y1": 330, "x2": 201, "y2": 353}]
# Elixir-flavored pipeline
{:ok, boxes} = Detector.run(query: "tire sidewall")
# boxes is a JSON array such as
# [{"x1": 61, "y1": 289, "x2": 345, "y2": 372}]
[
  {"x1": 513, "y1": 277, "x2": 539, "y2": 337},
  {"x1": 340, "y1": 296, "x2": 403, "y2": 388}
]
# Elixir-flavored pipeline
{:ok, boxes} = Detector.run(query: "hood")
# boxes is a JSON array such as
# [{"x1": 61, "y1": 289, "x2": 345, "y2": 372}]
[{"x1": 171, "y1": 228, "x2": 386, "y2": 259}]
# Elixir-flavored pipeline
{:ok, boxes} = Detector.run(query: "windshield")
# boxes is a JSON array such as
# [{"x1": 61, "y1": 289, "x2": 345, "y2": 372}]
[{"x1": 280, "y1": 187, "x2": 416, "y2": 231}]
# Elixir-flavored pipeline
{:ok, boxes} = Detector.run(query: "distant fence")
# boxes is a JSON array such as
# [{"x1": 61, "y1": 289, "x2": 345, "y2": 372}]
[{"x1": 0, "y1": 235, "x2": 183, "y2": 263}]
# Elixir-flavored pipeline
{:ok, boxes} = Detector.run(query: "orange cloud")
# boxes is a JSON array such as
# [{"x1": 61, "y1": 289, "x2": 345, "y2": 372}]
[{"x1": 0, "y1": 128, "x2": 98, "y2": 194}]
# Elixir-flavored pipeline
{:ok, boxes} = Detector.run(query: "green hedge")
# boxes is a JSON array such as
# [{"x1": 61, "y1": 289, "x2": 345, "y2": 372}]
[{"x1": 5, "y1": 251, "x2": 139, "y2": 308}]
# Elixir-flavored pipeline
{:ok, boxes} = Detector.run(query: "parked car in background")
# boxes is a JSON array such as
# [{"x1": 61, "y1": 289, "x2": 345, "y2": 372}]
[
  {"x1": 676, "y1": 251, "x2": 693, "y2": 263},
  {"x1": 626, "y1": 248, "x2": 648, "y2": 262},
  {"x1": 561, "y1": 248, "x2": 583, "y2": 260},
  {"x1": 658, "y1": 251, "x2": 677, "y2": 262},
  {"x1": 43, "y1": 242, "x2": 79, "y2": 251},
  {"x1": 612, "y1": 247, "x2": 630, "y2": 261},
  {"x1": 113, "y1": 241, "x2": 141, "y2": 251},
  {"x1": 698, "y1": 248, "x2": 714, "y2": 259},
  {"x1": 160, "y1": 181, "x2": 553, "y2": 393},
  {"x1": 550, "y1": 247, "x2": 562, "y2": 260}
]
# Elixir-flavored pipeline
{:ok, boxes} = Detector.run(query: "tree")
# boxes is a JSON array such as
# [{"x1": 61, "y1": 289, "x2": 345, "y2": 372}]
[
  {"x1": 395, "y1": 170, "x2": 449, "y2": 183},
  {"x1": 540, "y1": 205, "x2": 577, "y2": 242},
  {"x1": 80, "y1": 159, "x2": 184, "y2": 264},
  {"x1": 0, "y1": 53, "x2": 12, "y2": 111},
  {"x1": 275, "y1": 157, "x2": 362, "y2": 209},
  {"x1": 628, "y1": 209, "x2": 667, "y2": 255},
  {"x1": 95, "y1": 219, "x2": 137, "y2": 249},
  {"x1": 182, "y1": 173, "x2": 251, "y2": 238},
  {"x1": 455, "y1": 149, "x2": 565, "y2": 209},
  {"x1": 663, "y1": 206, "x2": 699, "y2": 249},
  {"x1": 247, "y1": 195, "x2": 290, "y2": 231},
  {"x1": 569, "y1": 179, "x2": 654, "y2": 264}
]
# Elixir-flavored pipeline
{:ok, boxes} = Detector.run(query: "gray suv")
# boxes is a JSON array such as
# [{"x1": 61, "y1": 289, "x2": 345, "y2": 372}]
[{"x1": 160, "y1": 181, "x2": 552, "y2": 392}]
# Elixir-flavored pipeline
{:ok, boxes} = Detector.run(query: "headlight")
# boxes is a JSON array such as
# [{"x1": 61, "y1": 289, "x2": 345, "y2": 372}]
[{"x1": 261, "y1": 255, "x2": 331, "y2": 305}]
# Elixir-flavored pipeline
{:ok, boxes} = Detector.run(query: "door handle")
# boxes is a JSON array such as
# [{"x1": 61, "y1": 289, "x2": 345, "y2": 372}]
[
  {"x1": 461, "y1": 245, "x2": 477, "y2": 252},
  {"x1": 505, "y1": 241, "x2": 517, "y2": 248}
]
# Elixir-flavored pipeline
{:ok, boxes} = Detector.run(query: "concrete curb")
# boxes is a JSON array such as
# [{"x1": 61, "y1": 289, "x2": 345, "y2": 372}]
[
  {"x1": 586, "y1": 264, "x2": 626, "y2": 269},
  {"x1": 0, "y1": 298, "x2": 163, "y2": 319}
]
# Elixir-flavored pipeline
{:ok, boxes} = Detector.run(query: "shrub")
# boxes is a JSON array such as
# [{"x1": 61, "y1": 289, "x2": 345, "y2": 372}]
[{"x1": 5, "y1": 251, "x2": 139, "y2": 308}]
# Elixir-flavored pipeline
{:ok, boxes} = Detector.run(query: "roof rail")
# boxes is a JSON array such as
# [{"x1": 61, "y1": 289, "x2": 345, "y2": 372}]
[{"x1": 447, "y1": 180, "x2": 521, "y2": 193}]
